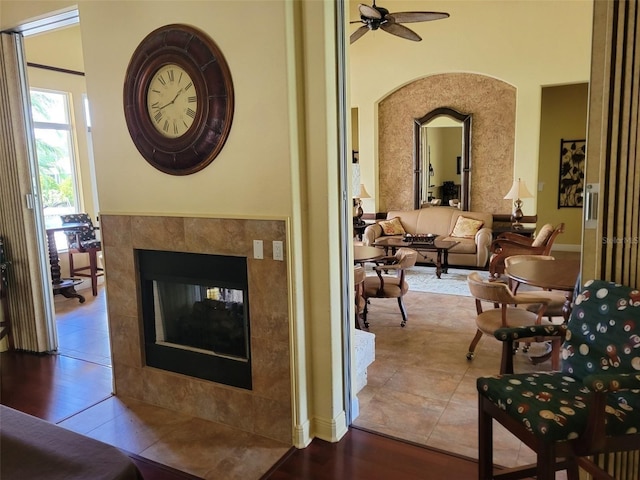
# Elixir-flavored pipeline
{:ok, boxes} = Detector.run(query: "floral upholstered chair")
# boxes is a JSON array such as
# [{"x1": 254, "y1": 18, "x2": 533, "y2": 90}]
[
  {"x1": 476, "y1": 279, "x2": 640, "y2": 480},
  {"x1": 60, "y1": 213, "x2": 103, "y2": 296}
]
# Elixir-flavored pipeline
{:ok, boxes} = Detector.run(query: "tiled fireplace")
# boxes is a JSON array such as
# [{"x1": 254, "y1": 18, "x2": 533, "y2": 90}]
[{"x1": 100, "y1": 214, "x2": 291, "y2": 444}]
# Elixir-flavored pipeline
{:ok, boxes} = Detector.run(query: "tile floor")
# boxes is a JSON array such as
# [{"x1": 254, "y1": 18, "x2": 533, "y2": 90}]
[
  {"x1": 352, "y1": 289, "x2": 555, "y2": 470},
  {"x1": 53, "y1": 286, "x2": 290, "y2": 480}
]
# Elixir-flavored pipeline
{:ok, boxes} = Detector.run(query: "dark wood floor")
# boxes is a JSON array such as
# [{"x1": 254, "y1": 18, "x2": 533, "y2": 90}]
[{"x1": 1, "y1": 349, "x2": 481, "y2": 479}]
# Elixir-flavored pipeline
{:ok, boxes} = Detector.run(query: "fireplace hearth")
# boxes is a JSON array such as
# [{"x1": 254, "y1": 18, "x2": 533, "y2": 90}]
[{"x1": 137, "y1": 249, "x2": 251, "y2": 389}]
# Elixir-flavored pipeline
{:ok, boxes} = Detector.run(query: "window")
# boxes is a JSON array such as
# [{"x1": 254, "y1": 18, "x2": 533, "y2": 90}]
[{"x1": 30, "y1": 89, "x2": 80, "y2": 249}]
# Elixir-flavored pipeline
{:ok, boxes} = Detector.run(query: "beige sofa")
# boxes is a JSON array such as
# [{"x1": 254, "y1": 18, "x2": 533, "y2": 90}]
[{"x1": 363, "y1": 207, "x2": 493, "y2": 268}]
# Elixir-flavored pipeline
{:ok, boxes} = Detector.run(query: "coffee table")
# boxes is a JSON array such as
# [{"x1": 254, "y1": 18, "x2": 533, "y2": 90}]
[{"x1": 373, "y1": 236, "x2": 459, "y2": 279}]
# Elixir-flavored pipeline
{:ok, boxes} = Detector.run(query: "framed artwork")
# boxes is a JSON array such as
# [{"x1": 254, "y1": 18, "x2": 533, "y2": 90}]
[{"x1": 558, "y1": 138, "x2": 586, "y2": 208}]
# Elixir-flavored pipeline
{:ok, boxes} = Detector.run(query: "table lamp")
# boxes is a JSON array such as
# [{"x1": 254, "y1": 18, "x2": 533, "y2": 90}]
[
  {"x1": 353, "y1": 183, "x2": 371, "y2": 225},
  {"x1": 503, "y1": 178, "x2": 533, "y2": 228}
]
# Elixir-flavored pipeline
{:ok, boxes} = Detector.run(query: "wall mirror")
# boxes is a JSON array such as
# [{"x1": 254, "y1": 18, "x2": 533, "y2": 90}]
[{"x1": 414, "y1": 107, "x2": 472, "y2": 210}]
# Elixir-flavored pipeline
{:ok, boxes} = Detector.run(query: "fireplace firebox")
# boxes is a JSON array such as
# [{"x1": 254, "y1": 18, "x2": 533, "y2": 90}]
[{"x1": 137, "y1": 249, "x2": 251, "y2": 389}]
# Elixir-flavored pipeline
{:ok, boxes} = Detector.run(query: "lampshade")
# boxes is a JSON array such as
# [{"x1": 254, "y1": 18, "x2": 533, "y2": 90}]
[
  {"x1": 503, "y1": 178, "x2": 533, "y2": 200},
  {"x1": 356, "y1": 183, "x2": 371, "y2": 199}
]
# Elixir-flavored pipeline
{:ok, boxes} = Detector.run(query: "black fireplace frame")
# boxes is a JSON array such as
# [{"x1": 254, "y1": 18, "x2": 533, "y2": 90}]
[{"x1": 137, "y1": 249, "x2": 252, "y2": 389}]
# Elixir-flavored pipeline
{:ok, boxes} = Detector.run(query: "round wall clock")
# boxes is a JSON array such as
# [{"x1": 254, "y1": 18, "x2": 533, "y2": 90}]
[{"x1": 123, "y1": 24, "x2": 234, "y2": 175}]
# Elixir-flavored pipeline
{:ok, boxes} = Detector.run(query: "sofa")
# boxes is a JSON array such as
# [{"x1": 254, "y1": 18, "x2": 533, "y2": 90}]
[{"x1": 362, "y1": 207, "x2": 493, "y2": 268}]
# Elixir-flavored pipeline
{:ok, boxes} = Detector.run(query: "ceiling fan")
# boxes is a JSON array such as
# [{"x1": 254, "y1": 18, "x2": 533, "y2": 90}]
[{"x1": 350, "y1": 1, "x2": 449, "y2": 44}]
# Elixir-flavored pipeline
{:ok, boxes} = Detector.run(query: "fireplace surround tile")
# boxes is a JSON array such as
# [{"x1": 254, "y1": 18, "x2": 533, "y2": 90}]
[
  {"x1": 131, "y1": 216, "x2": 187, "y2": 252},
  {"x1": 102, "y1": 214, "x2": 292, "y2": 444}
]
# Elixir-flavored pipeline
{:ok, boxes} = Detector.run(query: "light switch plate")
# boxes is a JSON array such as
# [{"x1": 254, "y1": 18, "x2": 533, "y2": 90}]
[{"x1": 253, "y1": 240, "x2": 263, "y2": 259}]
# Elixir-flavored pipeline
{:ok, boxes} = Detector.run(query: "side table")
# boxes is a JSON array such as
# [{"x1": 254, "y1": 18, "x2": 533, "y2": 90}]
[{"x1": 492, "y1": 223, "x2": 536, "y2": 240}]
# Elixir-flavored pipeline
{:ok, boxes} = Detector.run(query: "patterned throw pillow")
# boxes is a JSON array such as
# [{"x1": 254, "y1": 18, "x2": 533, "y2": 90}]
[
  {"x1": 450, "y1": 216, "x2": 484, "y2": 238},
  {"x1": 378, "y1": 217, "x2": 406, "y2": 236}
]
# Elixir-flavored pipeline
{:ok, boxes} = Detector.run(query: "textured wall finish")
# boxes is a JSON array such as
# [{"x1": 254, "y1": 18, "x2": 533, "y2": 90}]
[
  {"x1": 100, "y1": 214, "x2": 291, "y2": 444},
  {"x1": 378, "y1": 73, "x2": 516, "y2": 214}
]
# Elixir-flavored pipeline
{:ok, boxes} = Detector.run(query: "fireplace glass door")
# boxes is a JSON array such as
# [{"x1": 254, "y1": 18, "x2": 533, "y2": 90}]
[{"x1": 138, "y1": 249, "x2": 251, "y2": 389}]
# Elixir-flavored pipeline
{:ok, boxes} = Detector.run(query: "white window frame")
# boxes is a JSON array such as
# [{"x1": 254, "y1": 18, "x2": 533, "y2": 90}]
[{"x1": 30, "y1": 88, "x2": 82, "y2": 251}]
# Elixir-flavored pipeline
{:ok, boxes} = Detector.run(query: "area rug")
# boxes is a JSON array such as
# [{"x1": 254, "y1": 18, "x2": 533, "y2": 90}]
[{"x1": 403, "y1": 266, "x2": 484, "y2": 297}]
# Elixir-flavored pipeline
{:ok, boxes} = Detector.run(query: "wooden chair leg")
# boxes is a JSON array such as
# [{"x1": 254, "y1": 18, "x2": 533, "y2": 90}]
[
  {"x1": 499, "y1": 339, "x2": 516, "y2": 374},
  {"x1": 537, "y1": 442, "x2": 557, "y2": 480},
  {"x1": 362, "y1": 299, "x2": 370, "y2": 329},
  {"x1": 88, "y1": 250, "x2": 98, "y2": 296},
  {"x1": 467, "y1": 329, "x2": 483, "y2": 360},
  {"x1": 478, "y1": 396, "x2": 494, "y2": 480},
  {"x1": 397, "y1": 297, "x2": 408, "y2": 327},
  {"x1": 68, "y1": 252, "x2": 76, "y2": 276}
]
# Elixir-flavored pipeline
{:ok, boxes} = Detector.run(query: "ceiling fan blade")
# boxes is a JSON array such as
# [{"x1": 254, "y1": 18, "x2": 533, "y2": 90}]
[
  {"x1": 380, "y1": 22, "x2": 422, "y2": 42},
  {"x1": 389, "y1": 11, "x2": 450, "y2": 23},
  {"x1": 350, "y1": 25, "x2": 370, "y2": 44},
  {"x1": 359, "y1": 3, "x2": 382, "y2": 19}
]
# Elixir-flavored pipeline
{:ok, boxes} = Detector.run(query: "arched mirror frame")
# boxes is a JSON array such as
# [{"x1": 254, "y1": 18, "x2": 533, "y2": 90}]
[{"x1": 413, "y1": 107, "x2": 472, "y2": 211}]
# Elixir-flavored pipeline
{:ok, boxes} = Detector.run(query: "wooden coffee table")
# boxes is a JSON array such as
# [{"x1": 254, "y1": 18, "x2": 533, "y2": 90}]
[{"x1": 373, "y1": 236, "x2": 459, "y2": 279}]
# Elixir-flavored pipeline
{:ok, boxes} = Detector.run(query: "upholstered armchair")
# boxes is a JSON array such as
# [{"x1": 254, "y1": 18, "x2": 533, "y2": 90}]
[
  {"x1": 488, "y1": 223, "x2": 565, "y2": 279},
  {"x1": 362, "y1": 248, "x2": 418, "y2": 328},
  {"x1": 60, "y1": 213, "x2": 104, "y2": 296},
  {"x1": 466, "y1": 271, "x2": 559, "y2": 373},
  {"x1": 477, "y1": 279, "x2": 640, "y2": 480}
]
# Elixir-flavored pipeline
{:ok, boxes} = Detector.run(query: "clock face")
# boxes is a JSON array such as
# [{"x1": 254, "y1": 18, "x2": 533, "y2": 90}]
[{"x1": 146, "y1": 64, "x2": 198, "y2": 139}]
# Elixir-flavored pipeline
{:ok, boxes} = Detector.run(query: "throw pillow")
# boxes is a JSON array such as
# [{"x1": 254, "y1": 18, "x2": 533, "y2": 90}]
[
  {"x1": 532, "y1": 224, "x2": 554, "y2": 247},
  {"x1": 450, "y1": 216, "x2": 484, "y2": 238},
  {"x1": 379, "y1": 217, "x2": 406, "y2": 236}
]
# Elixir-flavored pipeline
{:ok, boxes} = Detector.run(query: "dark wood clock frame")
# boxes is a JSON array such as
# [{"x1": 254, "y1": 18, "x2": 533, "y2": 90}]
[{"x1": 123, "y1": 24, "x2": 234, "y2": 175}]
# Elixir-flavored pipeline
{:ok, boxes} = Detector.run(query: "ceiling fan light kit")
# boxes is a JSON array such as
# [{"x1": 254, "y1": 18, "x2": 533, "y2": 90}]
[{"x1": 350, "y1": 1, "x2": 449, "y2": 44}]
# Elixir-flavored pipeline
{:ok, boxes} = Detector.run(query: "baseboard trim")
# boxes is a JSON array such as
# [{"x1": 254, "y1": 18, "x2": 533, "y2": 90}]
[
  {"x1": 550, "y1": 243, "x2": 581, "y2": 252},
  {"x1": 312, "y1": 411, "x2": 348, "y2": 443}
]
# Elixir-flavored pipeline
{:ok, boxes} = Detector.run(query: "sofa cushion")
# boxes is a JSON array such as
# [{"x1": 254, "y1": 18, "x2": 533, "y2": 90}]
[
  {"x1": 378, "y1": 217, "x2": 406, "y2": 235},
  {"x1": 442, "y1": 236, "x2": 477, "y2": 254},
  {"x1": 450, "y1": 216, "x2": 484, "y2": 238}
]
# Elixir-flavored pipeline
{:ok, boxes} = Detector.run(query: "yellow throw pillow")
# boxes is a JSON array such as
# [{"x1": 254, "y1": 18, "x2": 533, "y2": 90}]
[
  {"x1": 379, "y1": 217, "x2": 406, "y2": 236},
  {"x1": 450, "y1": 216, "x2": 484, "y2": 238}
]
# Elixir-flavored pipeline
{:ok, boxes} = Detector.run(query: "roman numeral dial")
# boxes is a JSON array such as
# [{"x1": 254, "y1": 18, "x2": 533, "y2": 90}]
[{"x1": 146, "y1": 64, "x2": 198, "y2": 139}]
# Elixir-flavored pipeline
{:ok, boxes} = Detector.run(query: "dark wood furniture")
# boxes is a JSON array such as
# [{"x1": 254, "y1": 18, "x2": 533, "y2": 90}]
[
  {"x1": 60, "y1": 214, "x2": 103, "y2": 297},
  {"x1": 373, "y1": 236, "x2": 459, "y2": 279},
  {"x1": 353, "y1": 220, "x2": 374, "y2": 241},
  {"x1": 45, "y1": 224, "x2": 88, "y2": 303},
  {"x1": 489, "y1": 223, "x2": 565, "y2": 279},
  {"x1": 505, "y1": 258, "x2": 580, "y2": 323},
  {"x1": 491, "y1": 222, "x2": 536, "y2": 239}
]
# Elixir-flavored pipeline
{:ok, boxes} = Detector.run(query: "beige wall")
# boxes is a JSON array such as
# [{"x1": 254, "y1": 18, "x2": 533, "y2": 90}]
[
  {"x1": 349, "y1": 0, "x2": 593, "y2": 232},
  {"x1": 537, "y1": 83, "x2": 589, "y2": 248}
]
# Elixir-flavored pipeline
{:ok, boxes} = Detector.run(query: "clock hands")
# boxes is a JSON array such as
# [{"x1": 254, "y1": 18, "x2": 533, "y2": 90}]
[{"x1": 155, "y1": 88, "x2": 184, "y2": 111}]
